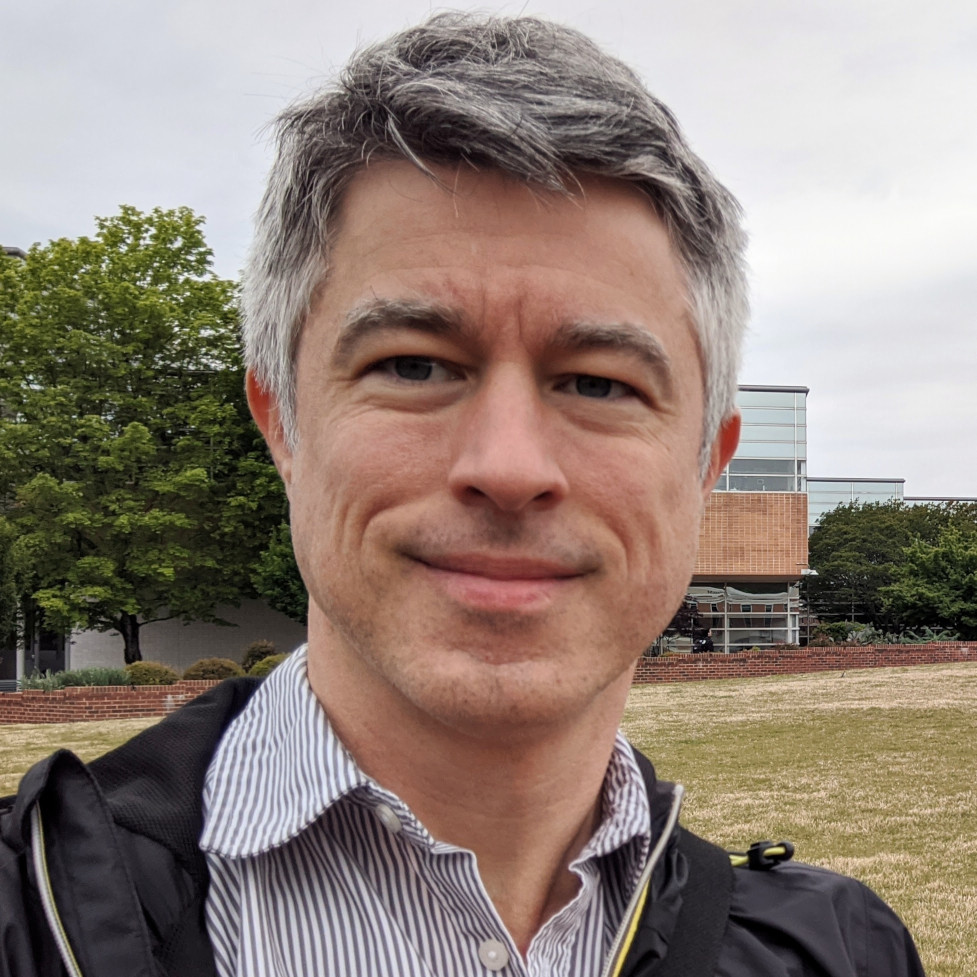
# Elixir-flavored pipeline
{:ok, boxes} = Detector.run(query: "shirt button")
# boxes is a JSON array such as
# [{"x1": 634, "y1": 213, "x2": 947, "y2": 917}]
[
  {"x1": 374, "y1": 803, "x2": 402, "y2": 834},
  {"x1": 478, "y1": 939, "x2": 509, "y2": 971}
]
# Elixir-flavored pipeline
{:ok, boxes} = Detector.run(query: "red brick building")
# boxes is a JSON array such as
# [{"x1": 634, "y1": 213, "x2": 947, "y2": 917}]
[{"x1": 678, "y1": 385, "x2": 810, "y2": 653}]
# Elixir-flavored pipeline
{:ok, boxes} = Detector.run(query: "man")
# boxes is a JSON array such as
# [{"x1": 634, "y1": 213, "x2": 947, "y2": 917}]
[{"x1": 1, "y1": 13, "x2": 924, "y2": 976}]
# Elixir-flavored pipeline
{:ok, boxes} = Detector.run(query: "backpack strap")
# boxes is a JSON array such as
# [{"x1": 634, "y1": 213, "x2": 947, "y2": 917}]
[{"x1": 652, "y1": 827, "x2": 733, "y2": 977}]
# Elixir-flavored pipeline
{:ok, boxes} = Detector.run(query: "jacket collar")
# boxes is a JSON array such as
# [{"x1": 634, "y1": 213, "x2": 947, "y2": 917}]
[{"x1": 88, "y1": 676, "x2": 261, "y2": 871}]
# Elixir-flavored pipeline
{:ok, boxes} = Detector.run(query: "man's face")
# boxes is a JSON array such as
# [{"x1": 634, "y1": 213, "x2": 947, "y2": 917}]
[{"x1": 251, "y1": 161, "x2": 738, "y2": 735}]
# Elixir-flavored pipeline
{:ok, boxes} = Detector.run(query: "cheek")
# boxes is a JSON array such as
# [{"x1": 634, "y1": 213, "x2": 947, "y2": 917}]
[
  {"x1": 290, "y1": 415, "x2": 451, "y2": 547},
  {"x1": 580, "y1": 440, "x2": 703, "y2": 572}
]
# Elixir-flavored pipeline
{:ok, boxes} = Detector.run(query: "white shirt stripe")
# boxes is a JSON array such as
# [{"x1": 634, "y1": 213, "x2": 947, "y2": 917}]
[{"x1": 202, "y1": 646, "x2": 651, "y2": 977}]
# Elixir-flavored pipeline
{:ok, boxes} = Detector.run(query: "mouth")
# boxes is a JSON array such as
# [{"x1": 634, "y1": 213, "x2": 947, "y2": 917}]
[
  {"x1": 410, "y1": 551, "x2": 591, "y2": 612},
  {"x1": 418, "y1": 552, "x2": 585, "y2": 580}
]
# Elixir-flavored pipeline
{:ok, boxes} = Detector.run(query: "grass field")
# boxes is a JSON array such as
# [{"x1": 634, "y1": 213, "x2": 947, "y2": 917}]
[
  {"x1": 2, "y1": 662, "x2": 974, "y2": 976},
  {"x1": 623, "y1": 663, "x2": 977, "y2": 977}
]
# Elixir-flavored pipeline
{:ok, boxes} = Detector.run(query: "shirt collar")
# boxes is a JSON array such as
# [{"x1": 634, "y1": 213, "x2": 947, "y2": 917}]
[
  {"x1": 201, "y1": 644, "x2": 651, "y2": 863},
  {"x1": 201, "y1": 645, "x2": 369, "y2": 856}
]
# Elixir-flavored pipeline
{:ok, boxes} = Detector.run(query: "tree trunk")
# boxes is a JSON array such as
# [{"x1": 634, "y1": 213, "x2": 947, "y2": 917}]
[{"x1": 119, "y1": 612, "x2": 142, "y2": 664}]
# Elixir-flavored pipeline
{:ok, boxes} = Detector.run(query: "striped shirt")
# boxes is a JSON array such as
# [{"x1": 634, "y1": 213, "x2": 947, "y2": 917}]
[{"x1": 201, "y1": 646, "x2": 652, "y2": 977}]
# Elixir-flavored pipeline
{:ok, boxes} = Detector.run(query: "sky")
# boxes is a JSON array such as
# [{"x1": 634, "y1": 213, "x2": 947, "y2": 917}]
[{"x1": 3, "y1": 0, "x2": 975, "y2": 497}]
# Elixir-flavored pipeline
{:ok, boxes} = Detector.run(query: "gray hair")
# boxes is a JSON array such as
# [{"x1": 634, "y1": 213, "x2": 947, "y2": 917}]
[{"x1": 242, "y1": 12, "x2": 748, "y2": 474}]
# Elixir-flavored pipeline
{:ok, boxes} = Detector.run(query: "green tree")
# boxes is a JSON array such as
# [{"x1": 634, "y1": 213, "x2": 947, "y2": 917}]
[
  {"x1": 0, "y1": 207, "x2": 283, "y2": 662},
  {"x1": 252, "y1": 521, "x2": 308, "y2": 625},
  {"x1": 881, "y1": 525, "x2": 977, "y2": 639},
  {"x1": 0, "y1": 516, "x2": 24, "y2": 644},
  {"x1": 806, "y1": 501, "x2": 968, "y2": 630}
]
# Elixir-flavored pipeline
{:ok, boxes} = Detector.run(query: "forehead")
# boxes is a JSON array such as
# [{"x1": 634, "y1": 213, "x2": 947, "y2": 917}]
[{"x1": 306, "y1": 160, "x2": 697, "y2": 367}]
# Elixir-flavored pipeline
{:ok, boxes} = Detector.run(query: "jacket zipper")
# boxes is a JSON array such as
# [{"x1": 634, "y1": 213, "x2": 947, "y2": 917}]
[
  {"x1": 599, "y1": 784, "x2": 685, "y2": 977},
  {"x1": 30, "y1": 806, "x2": 86, "y2": 977}
]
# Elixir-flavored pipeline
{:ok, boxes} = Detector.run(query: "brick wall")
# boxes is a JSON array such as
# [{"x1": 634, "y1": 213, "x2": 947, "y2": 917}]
[
  {"x1": 2, "y1": 645, "x2": 972, "y2": 724},
  {"x1": 633, "y1": 642, "x2": 975, "y2": 683},
  {"x1": 0, "y1": 680, "x2": 221, "y2": 725},
  {"x1": 695, "y1": 492, "x2": 808, "y2": 577}
]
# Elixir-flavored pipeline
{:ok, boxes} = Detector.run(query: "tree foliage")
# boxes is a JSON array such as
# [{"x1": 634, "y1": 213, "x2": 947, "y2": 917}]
[
  {"x1": 0, "y1": 207, "x2": 284, "y2": 662},
  {"x1": 251, "y1": 521, "x2": 308, "y2": 625},
  {"x1": 808, "y1": 500, "x2": 977, "y2": 634},
  {"x1": 0, "y1": 517, "x2": 22, "y2": 637},
  {"x1": 881, "y1": 525, "x2": 977, "y2": 639}
]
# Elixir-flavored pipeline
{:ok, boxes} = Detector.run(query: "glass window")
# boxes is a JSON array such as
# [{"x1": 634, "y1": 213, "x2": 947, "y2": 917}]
[
  {"x1": 739, "y1": 425, "x2": 802, "y2": 442},
  {"x1": 733, "y1": 440, "x2": 798, "y2": 458},
  {"x1": 729, "y1": 458, "x2": 794, "y2": 474},
  {"x1": 736, "y1": 391, "x2": 797, "y2": 408},
  {"x1": 807, "y1": 489, "x2": 852, "y2": 501},
  {"x1": 851, "y1": 482, "x2": 904, "y2": 495},
  {"x1": 728, "y1": 475, "x2": 795, "y2": 491},
  {"x1": 739, "y1": 408, "x2": 798, "y2": 424}
]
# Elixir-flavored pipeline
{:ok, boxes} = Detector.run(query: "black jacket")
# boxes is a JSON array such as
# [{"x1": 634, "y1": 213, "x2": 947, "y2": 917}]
[{"x1": 0, "y1": 679, "x2": 925, "y2": 977}]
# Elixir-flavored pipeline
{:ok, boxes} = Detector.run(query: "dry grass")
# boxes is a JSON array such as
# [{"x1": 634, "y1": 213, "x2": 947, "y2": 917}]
[
  {"x1": 2, "y1": 664, "x2": 973, "y2": 975},
  {"x1": 0, "y1": 717, "x2": 160, "y2": 796},
  {"x1": 624, "y1": 663, "x2": 977, "y2": 977}
]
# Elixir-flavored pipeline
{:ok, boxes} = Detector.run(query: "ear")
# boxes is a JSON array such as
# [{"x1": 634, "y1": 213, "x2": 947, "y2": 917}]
[
  {"x1": 700, "y1": 410, "x2": 741, "y2": 501},
  {"x1": 246, "y1": 369, "x2": 294, "y2": 488}
]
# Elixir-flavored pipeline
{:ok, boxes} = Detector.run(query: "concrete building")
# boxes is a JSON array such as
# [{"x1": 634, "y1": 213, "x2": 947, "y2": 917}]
[{"x1": 65, "y1": 600, "x2": 307, "y2": 675}]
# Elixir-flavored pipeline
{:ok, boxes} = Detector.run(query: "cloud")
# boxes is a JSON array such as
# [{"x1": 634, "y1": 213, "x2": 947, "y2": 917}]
[{"x1": 2, "y1": 0, "x2": 974, "y2": 498}]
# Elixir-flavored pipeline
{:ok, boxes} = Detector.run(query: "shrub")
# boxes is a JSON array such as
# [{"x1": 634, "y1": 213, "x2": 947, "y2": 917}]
[
  {"x1": 20, "y1": 667, "x2": 130, "y2": 690},
  {"x1": 241, "y1": 639, "x2": 277, "y2": 672},
  {"x1": 19, "y1": 670, "x2": 62, "y2": 691},
  {"x1": 248, "y1": 653, "x2": 289, "y2": 678},
  {"x1": 809, "y1": 621, "x2": 856, "y2": 645},
  {"x1": 183, "y1": 658, "x2": 245, "y2": 681},
  {"x1": 126, "y1": 661, "x2": 179, "y2": 686}
]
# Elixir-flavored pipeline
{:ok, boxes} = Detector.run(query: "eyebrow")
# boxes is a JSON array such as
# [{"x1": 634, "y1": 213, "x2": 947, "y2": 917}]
[
  {"x1": 332, "y1": 298, "x2": 676, "y2": 397},
  {"x1": 550, "y1": 321, "x2": 675, "y2": 399},
  {"x1": 332, "y1": 299, "x2": 470, "y2": 369}
]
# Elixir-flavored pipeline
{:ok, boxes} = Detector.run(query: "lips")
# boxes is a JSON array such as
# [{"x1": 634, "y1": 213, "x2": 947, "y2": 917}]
[
  {"x1": 417, "y1": 552, "x2": 585, "y2": 580},
  {"x1": 409, "y1": 550, "x2": 592, "y2": 613}
]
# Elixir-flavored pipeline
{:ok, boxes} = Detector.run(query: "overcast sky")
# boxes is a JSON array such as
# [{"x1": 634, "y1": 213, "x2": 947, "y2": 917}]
[{"x1": 3, "y1": 0, "x2": 975, "y2": 497}]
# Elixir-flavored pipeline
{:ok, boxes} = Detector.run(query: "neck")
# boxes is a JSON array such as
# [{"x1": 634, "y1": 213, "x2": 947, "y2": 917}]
[{"x1": 305, "y1": 623, "x2": 633, "y2": 953}]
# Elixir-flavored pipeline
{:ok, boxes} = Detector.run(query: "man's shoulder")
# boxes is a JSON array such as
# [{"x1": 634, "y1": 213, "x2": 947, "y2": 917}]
[
  {"x1": 2, "y1": 676, "x2": 261, "y2": 855},
  {"x1": 723, "y1": 854, "x2": 925, "y2": 977},
  {"x1": 0, "y1": 677, "x2": 262, "y2": 977}
]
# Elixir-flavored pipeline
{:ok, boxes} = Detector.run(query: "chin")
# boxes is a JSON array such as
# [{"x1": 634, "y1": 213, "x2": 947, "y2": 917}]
[{"x1": 391, "y1": 650, "x2": 633, "y2": 738}]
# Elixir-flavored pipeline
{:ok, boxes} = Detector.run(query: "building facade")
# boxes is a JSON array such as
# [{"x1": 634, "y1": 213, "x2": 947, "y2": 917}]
[
  {"x1": 807, "y1": 477, "x2": 905, "y2": 531},
  {"x1": 683, "y1": 386, "x2": 810, "y2": 653}
]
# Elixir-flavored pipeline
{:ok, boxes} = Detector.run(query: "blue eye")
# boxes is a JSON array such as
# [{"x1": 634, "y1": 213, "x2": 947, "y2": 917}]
[
  {"x1": 575, "y1": 375, "x2": 612, "y2": 398},
  {"x1": 573, "y1": 375, "x2": 632, "y2": 399},
  {"x1": 390, "y1": 357, "x2": 435, "y2": 381}
]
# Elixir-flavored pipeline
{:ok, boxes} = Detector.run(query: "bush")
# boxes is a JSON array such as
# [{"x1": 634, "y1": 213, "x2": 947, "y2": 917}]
[
  {"x1": 126, "y1": 661, "x2": 179, "y2": 686},
  {"x1": 19, "y1": 667, "x2": 131, "y2": 690},
  {"x1": 241, "y1": 639, "x2": 277, "y2": 672},
  {"x1": 182, "y1": 658, "x2": 245, "y2": 681},
  {"x1": 809, "y1": 621, "x2": 855, "y2": 645},
  {"x1": 248, "y1": 653, "x2": 289, "y2": 678}
]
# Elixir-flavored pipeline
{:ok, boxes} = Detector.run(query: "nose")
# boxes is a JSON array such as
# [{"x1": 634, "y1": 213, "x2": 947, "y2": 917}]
[{"x1": 448, "y1": 369, "x2": 569, "y2": 512}]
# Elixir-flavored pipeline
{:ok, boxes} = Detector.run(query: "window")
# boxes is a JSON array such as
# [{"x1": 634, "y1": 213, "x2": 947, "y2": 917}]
[
  {"x1": 728, "y1": 475, "x2": 795, "y2": 492},
  {"x1": 729, "y1": 458, "x2": 794, "y2": 474}
]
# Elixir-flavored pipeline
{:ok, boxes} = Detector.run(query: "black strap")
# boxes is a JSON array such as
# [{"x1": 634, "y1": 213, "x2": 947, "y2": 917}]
[{"x1": 652, "y1": 827, "x2": 733, "y2": 977}]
